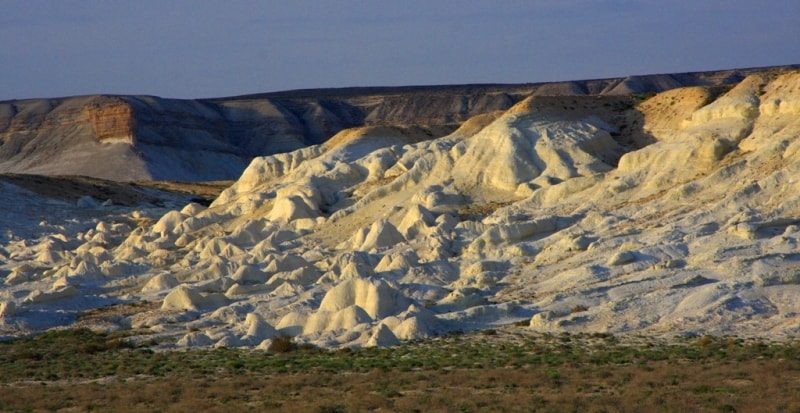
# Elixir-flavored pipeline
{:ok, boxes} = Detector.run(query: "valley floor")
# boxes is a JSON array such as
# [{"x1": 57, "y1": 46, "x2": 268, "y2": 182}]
[{"x1": 0, "y1": 327, "x2": 799, "y2": 412}]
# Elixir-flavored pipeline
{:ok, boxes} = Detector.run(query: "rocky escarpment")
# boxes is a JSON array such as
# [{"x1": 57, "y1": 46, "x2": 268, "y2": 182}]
[
  {"x1": 2, "y1": 68, "x2": 800, "y2": 350},
  {"x1": 1, "y1": 65, "x2": 797, "y2": 182},
  {"x1": 84, "y1": 96, "x2": 136, "y2": 144},
  {"x1": 0, "y1": 91, "x2": 526, "y2": 181}
]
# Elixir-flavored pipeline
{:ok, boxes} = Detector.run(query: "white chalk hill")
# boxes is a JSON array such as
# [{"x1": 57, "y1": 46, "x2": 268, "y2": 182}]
[{"x1": 3, "y1": 71, "x2": 800, "y2": 348}]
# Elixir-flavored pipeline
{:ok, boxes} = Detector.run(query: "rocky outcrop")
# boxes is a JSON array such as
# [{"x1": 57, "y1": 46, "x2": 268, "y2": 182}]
[
  {"x1": 4, "y1": 68, "x2": 800, "y2": 350},
  {"x1": 84, "y1": 96, "x2": 135, "y2": 144},
  {"x1": 0, "y1": 65, "x2": 796, "y2": 182}
]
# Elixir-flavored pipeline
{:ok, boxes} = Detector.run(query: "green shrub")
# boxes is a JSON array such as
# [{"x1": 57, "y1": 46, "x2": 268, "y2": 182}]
[{"x1": 317, "y1": 404, "x2": 346, "y2": 413}]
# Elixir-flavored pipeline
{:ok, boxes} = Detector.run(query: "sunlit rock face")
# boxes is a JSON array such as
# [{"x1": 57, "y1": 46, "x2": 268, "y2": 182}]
[
  {"x1": 2, "y1": 65, "x2": 800, "y2": 350},
  {"x1": 1, "y1": 67, "x2": 781, "y2": 182}
]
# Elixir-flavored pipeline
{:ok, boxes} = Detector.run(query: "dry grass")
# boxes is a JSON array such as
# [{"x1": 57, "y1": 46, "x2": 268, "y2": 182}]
[
  {"x1": 353, "y1": 175, "x2": 397, "y2": 196},
  {"x1": 1, "y1": 329, "x2": 799, "y2": 412},
  {"x1": 2, "y1": 356, "x2": 798, "y2": 412},
  {"x1": 458, "y1": 201, "x2": 512, "y2": 221}
]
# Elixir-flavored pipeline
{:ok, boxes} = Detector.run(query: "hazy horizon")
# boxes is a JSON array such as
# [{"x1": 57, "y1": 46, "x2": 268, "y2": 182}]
[{"x1": 2, "y1": 1, "x2": 799, "y2": 101}]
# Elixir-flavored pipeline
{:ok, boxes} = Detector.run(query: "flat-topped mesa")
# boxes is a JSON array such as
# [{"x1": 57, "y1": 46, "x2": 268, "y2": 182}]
[
  {"x1": 83, "y1": 96, "x2": 136, "y2": 144},
  {"x1": 0, "y1": 95, "x2": 134, "y2": 141},
  {"x1": 0, "y1": 96, "x2": 95, "y2": 134}
]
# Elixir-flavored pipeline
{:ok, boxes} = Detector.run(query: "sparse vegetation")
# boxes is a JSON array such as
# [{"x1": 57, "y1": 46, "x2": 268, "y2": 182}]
[
  {"x1": 570, "y1": 304, "x2": 589, "y2": 313},
  {"x1": 632, "y1": 92, "x2": 658, "y2": 101},
  {"x1": 457, "y1": 201, "x2": 512, "y2": 221},
  {"x1": 0, "y1": 328, "x2": 799, "y2": 412}
]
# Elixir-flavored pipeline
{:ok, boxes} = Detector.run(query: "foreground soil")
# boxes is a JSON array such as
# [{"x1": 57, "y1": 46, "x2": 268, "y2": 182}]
[{"x1": 0, "y1": 328, "x2": 798, "y2": 412}]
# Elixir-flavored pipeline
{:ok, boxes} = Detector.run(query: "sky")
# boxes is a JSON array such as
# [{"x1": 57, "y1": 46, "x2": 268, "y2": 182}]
[{"x1": 1, "y1": 0, "x2": 799, "y2": 101}]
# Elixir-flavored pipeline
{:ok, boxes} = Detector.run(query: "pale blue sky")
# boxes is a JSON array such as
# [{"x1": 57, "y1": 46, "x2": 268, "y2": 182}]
[{"x1": 1, "y1": 0, "x2": 798, "y2": 100}]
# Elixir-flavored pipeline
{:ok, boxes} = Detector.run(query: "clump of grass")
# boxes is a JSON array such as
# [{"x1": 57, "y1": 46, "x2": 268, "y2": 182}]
[
  {"x1": 264, "y1": 335, "x2": 320, "y2": 355},
  {"x1": 571, "y1": 304, "x2": 589, "y2": 313},
  {"x1": 457, "y1": 201, "x2": 511, "y2": 221},
  {"x1": 267, "y1": 334, "x2": 296, "y2": 353},
  {"x1": 699, "y1": 335, "x2": 715, "y2": 347},
  {"x1": 317, "y1": 404, "x2": 347, "y2": 413}
]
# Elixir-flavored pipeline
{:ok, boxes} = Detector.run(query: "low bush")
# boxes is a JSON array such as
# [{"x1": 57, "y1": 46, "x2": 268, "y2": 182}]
[{"x1": 267, "y1": 334, "x2": 295, "y2": 353}]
